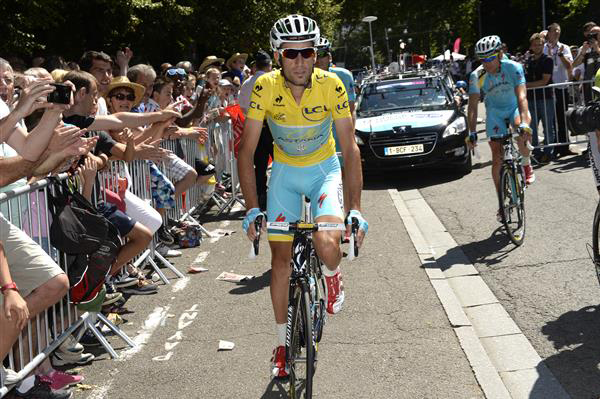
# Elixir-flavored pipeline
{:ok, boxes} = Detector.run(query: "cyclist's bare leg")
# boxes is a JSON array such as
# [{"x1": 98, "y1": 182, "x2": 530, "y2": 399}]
[
  {"x1": 513, "y1": 113, "x2": 531, "y2": 158},
  {"x1": 269, "y1": 240, "x2": 293, "y2": 324},
  {"x1": 489, "y1": 140, "x2": 503, "y2": 193},
  {"x1": 313, "y1": 215, "x2": 344, "y2": 271}
]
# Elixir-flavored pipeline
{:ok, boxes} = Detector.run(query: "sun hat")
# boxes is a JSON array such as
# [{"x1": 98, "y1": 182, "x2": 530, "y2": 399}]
[
  {"x1": 105, "y1": 76, "x2": 145, "y2": 106},
  {"x1": 199, "y1": 55, "x2": 225, "y2": 73},
  {"x1": 225, "y1": 53, "x2": 248, "y2": 70}
]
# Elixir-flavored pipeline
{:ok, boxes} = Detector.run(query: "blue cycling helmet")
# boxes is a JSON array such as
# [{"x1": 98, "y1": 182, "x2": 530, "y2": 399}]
[{"x1": 456, "y1": 80, "x2": 467, "y2": 89}]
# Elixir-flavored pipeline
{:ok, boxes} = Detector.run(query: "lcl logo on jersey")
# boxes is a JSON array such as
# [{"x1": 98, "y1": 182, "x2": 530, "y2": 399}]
[
  {"x1": 302, "y1": 105, "x2": 329, "y2": 122},
  {"x1": 335, "y1": 101, "x2": 349, "y2": 114},
  {"x1": 249, "y1": 101, "x2": 263, "y2": 111}
]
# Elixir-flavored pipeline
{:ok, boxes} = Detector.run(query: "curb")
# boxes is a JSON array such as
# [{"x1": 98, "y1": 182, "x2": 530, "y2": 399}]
[{"x1": 389, "y1": 189, "x2": 570, "y2": 399}]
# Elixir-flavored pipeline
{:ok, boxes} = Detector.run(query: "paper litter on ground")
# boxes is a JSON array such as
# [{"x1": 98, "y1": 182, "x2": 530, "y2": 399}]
[
  {"x1": 218, "y1": 340, "x2": 235, "y2": 351},
  {"x1": 216, "y1": 271, "x2": 254, "y2": 282},
  {"x1": 188, "y1": 266, "x2": 209, "y2": 274}
]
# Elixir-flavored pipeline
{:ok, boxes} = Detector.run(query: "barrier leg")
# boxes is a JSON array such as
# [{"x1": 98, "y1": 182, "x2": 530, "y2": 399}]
[
  {"x1": 152, "y1": 252, "x2": 185, "y2": 279},
  {"x1": 145, "y1": 257, "x2": 171, "y2": 284},
  {"x1": 96, "y1": 313, "x2": 137, "y2": 348}
]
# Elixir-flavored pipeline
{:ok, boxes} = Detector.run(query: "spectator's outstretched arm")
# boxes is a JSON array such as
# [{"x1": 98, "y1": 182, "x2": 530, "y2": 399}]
[
  {"x1": 176, "y1": 88, "x2": 212, "y2": 127},
  {"x1": 90, "y1": 109, "x2": 181, "y2": 132},
  {"x1": 5, "y1": 81, "x2": 78, "y2": 162},
  {"x1": 0, "y1": 156, "x2": 37, "y2": 187}
]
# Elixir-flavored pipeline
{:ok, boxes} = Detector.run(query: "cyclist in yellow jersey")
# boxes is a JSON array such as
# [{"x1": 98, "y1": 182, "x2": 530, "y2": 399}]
[{"x1": 237, "y1": 14, "x2": 368, "y2": 378}]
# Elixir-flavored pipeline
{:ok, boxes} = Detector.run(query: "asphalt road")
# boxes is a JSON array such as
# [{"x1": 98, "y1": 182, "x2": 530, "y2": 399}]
[{"x1": 56, "y1": 107, "x2": 598, "y2": 399}]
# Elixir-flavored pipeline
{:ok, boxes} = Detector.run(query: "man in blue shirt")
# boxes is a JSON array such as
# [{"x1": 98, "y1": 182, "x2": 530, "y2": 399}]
[
  {"x1": 467, "y1": 35, "x2": 534, "y2": 218},
  {"x1": 315, "y1": 37, "x2": 356, "y2": 218}
]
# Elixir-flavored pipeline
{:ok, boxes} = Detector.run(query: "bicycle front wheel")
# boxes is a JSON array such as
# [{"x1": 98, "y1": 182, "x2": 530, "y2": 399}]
[
  {"x1": 592, "y1": 201, "x2": 600, "y2": 286},
  {"x1": 498, "y1": 165, "x2": 526, "y2": 246},
  {"x1": 287, "y1": 282, "x2": 315, "y2": 399}
]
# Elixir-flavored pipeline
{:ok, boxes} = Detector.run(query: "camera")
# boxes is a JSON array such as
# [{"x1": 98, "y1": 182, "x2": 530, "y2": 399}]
[
  {"x1": 587, "y1": 32, "x2": 599, "y2": 41},
  {"x1": 566, "y1": 101, "x2": 600, "y2": 135},
  {"x1": 47, "y1": 83, "x2": 72, "y2": 104}
]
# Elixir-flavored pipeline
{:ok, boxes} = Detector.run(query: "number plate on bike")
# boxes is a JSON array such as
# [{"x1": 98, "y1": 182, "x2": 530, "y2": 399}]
[{"x1": 384, "y1": 144, "x2": 424, "y2": 156}]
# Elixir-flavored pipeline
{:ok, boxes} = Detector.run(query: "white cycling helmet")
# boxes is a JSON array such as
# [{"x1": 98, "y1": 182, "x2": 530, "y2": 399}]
[
  {"x1": 270, "y1": 14, "x2": 320, "y2": 51},
  {"x1": 316, "y1": 37, "x2": 331, "y2": 51},
  {"x1": 475, "y1": 35, "x2": 502, "y2": 58}
]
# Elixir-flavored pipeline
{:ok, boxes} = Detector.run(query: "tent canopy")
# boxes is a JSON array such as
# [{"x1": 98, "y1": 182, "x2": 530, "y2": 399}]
[{"x1": 433, "y1": 50, "x2": 466, "y2": 61}]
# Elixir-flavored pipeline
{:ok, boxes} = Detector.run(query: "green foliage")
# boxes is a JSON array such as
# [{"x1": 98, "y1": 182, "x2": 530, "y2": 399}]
[{"x1": 1, "y1": 0, "x2": 597, "y2": 70}]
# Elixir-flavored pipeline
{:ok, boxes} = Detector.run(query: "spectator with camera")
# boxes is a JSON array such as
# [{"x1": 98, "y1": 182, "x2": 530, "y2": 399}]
[
  {"x1": 573, "y1": 23, "x2": 600, "y2": 103},
  {"x1": 544, "y1": 23, "x2": 575, "y2": 157}
]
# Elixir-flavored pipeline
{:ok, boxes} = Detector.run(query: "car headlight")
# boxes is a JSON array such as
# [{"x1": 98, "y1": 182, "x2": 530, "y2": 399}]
[
  {"x1": 355, "y1": 134, "x2": 365, "y2": 145},
  {"x1": 442, "y1": 117, "x2": 466, "y2": 138}
]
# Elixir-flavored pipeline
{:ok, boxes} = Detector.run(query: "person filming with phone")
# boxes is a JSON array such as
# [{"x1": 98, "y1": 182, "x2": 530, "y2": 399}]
[{"x1": 573, "y1": 23, "x2": 600, "y2": 102}]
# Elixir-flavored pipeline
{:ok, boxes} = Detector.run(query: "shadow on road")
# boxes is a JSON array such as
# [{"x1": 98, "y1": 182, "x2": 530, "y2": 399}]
[
  {"x1": 260, "y1": 378, "x2": 289, "y2": 399},
  {"x1": 452, "y1": 227, "x2": 518, "y2": 268},
  {"x1": 538, "y1": 304, "x2": 600, "y2": 398},
  {"x1": 229, "y1": 269, "x2": 271, "y2": 295},
  {"x1": 546, "y1": 153, "x2": 588, "y2": 174},
  {"x1": 363, "y1": 169, "x2": 466, "y2": 191}
]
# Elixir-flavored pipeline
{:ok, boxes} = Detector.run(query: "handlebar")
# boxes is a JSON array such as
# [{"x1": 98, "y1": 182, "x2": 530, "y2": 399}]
[
  {"x1": 250, "y1": 215, "x2": 264, "y2": 258},
  {"x1": 249, "y1": 219, "x2": 360, "y2": 260},
  {"x1": 348, "y1": 218, "x2": 359, "y2": 261}
]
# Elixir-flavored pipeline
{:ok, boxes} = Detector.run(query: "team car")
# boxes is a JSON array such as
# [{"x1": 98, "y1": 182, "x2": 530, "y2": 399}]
[{"x1": 354, "y1": 68, "x2": 471, "y2": 174}]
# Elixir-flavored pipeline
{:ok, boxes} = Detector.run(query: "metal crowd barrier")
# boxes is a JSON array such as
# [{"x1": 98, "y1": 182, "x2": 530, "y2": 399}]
[
  {"x1": 526, "y1": 79, "x2": 595, "y2": 154},
  {"x1": 0, "y1": 132, "x2": 224, "y2": 396},
  {"x1": 1, "y1": 175, "x2": 86, "y2": 398}
]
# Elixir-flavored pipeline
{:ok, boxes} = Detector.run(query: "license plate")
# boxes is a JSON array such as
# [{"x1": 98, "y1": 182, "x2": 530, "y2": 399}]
[{"x1": 384, "y1": 144, "x2": 424, "y2": 156}]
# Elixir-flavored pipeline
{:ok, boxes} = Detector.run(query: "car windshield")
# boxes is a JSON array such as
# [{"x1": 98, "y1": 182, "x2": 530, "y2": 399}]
[{"x1": 359, "y1": 79, "x2": 449, "y2": 114}]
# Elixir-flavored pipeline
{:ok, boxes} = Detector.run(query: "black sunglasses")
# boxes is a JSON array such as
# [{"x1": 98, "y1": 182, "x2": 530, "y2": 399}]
[
  {"x1": 279, "y1": 47, "x2": 316, "y2": 60},
  {"x1": 111, "y1": 93, "x2": 136, "y2": 101}
]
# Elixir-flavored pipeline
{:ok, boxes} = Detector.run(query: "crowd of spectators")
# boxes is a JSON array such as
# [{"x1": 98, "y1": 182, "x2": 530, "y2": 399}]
[{"x1": 0, "y1": 43, "x2": 274, "y2": 398}]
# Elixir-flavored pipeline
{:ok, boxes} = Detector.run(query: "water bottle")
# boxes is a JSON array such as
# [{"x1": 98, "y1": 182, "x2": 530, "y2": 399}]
[{"x1": 309, "y1": 275, "x2": 316, "y2": 300}]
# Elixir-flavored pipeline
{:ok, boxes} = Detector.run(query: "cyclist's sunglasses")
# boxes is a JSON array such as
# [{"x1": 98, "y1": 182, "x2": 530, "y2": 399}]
[
  {"x1": 279, "y1": 47, "x2": 316, "y2": 60},
  {"x1": 316, "y1": 49, "x2": 330, "y2": 58},
  {"x1": 481, "y1": 53, "x2": 499, "y2": 63},
  {"x1": 111, "y1": 93, "x2": 136, "y2": 101}
]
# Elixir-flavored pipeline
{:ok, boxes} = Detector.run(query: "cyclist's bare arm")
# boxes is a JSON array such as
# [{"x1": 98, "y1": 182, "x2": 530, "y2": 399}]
[
  {"x1": 467, "y1": 93, "x2": 480, "y2": 133},
  {"x1": 238, "y1": 117, "x2": 264, "y2": 211},
  {"x1": 514, "y1": 84, "x2": 531, "y2": 126},
  {"x1": 335, "y1": 116, "x2": 362, "y2": 211}
]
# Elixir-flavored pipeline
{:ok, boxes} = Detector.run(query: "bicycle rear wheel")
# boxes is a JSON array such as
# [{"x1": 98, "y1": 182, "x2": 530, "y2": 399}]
[
  {"x1": 498, "y1": 165, "x2": 526, "y2": 246},
  {"x1": 287, "y1": 282, "x2": 314, "y2": 399},
  {"x1": 592, "y1": 201, "x2": 600, "y2": 286}
]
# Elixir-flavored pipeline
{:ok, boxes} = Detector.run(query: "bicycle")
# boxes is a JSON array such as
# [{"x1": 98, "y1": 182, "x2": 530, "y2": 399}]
[
  {"x1": 495, "y1": 120, "x2": 527, "y2": 246},
  {"x1": 252, "y1": 198, "x2": 359, "y2": 399},
  {"x1": 591, "y1": 201, "x2": 600, "y2": 286}
]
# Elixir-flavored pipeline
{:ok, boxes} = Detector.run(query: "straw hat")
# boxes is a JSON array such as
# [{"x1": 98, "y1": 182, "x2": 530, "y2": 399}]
[
  {"x1": 105, "y1": 76, "x2": 145, "y2": 106},
  {"x1": 226, "y1": 53, "x2": 248, "y2": 70},
  {"x1": 199, "y1": 55, "x2": 225, "y2": 73}
]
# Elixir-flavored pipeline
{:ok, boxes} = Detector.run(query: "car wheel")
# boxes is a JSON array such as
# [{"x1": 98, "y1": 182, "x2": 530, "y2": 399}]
[{"x1": 456, "y1": 148, "x2": 472, "y2": 175}]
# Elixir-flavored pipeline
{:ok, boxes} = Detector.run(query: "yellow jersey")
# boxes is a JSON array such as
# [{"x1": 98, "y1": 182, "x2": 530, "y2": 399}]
[{"x1": 246, "y1": 68, "x2": 351, "y2": 166}]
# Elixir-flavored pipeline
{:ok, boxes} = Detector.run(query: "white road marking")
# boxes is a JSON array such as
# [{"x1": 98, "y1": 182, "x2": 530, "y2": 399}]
[
  {"x1": 172, "y1": 277, "x2": 190, "y2": 292},
  {"x1": 87, "y1": 379, "x2": 113, "y2": 399},
  {"x1": 118, "y1": 306, "x2": 171, "y2": 361}
]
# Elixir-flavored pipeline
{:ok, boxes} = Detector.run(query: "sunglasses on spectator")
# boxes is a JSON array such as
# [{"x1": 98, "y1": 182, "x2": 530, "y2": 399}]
[
  {"x1": 111, "y1": 93, "x2": 136, "y2": 101},
  {"x1": 481, "y1": 53, "x2": 499, "y2": 63},
  {"x1": 279, "y1": 47, "x2": 316, "y2": 60},
  {"x1": 166, "y1": 68, "x2": 187, "y2": 77}
]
